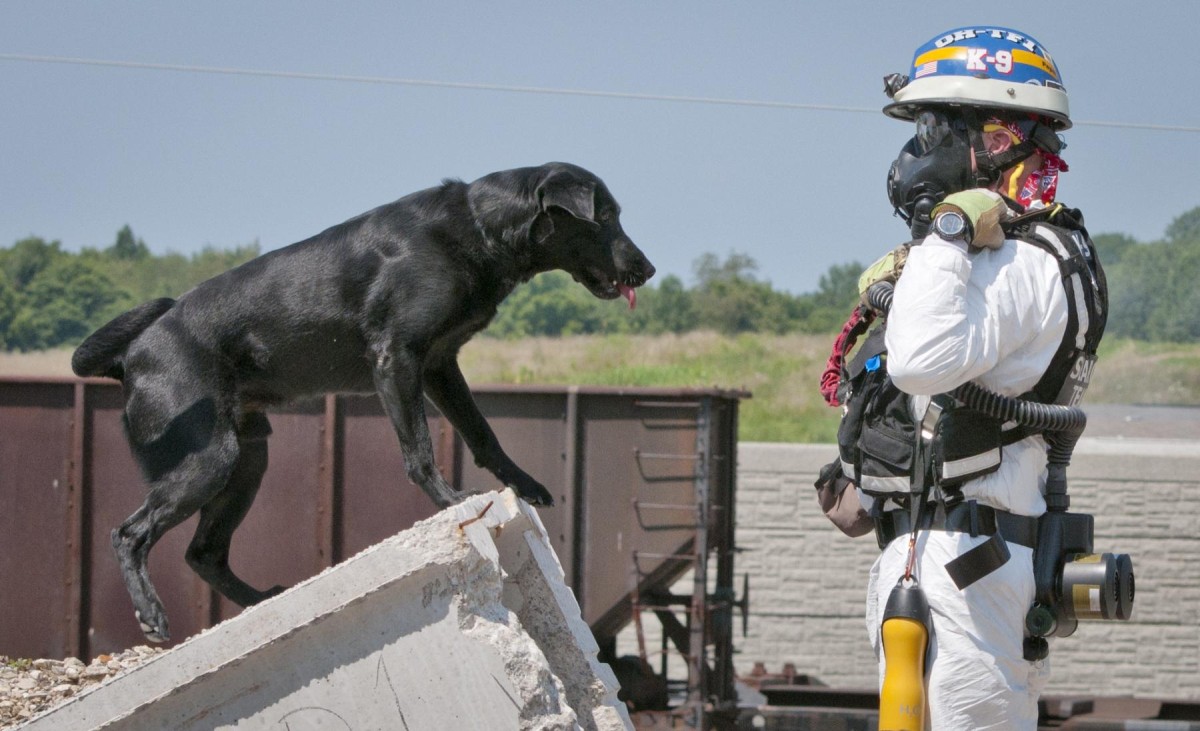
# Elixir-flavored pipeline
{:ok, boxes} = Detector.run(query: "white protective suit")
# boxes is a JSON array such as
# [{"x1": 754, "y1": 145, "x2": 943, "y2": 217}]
[{"x1": 865, "y1": 224, "x2": 1070, "y2": 729}]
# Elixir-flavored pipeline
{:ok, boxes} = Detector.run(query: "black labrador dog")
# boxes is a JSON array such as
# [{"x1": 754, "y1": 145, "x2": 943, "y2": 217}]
[{"x1": 72, "y1": 162, "x2": 655, "y2": 642}]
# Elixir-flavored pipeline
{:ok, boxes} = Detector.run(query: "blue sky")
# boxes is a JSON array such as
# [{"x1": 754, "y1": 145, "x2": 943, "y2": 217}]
[{"x1": 2, "y1": 2, "x2": 1197, "y2": 294}]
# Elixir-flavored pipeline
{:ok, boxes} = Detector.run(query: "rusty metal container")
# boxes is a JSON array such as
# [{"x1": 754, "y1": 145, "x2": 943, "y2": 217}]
[{"x1": 0, "y1": 376, "x2": 744, "y2": 714}]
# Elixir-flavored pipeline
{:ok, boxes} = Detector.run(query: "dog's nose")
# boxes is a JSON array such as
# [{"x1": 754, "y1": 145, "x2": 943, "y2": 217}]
[
  {"x1": 630, "y1": 243, "x2": 654, "y2": 276},
  {"x1": 616, "y1": 237, "x2": 655, "y2": 285}
]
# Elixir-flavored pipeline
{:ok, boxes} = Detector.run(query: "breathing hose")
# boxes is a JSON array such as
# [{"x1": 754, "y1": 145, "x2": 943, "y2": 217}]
[
  {"x1": 865, "y1": 280, "x2": 894, "y2": 315},
  {"x1": 951, "y1": 379, "x2": 1084, "y2": 433}
]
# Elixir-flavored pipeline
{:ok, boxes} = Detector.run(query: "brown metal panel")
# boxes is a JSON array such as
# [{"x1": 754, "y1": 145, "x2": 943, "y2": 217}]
[
  {"x1": 0, "y1": 382, "x2": 75, "y2": 659},
  {"x1": 576, "y1": 394, "x2": 703, "y2": 635},
  {"x1": 1, "y1": 378, "x2": 745, "y2": 684},
  {"x1": 214, "y1": 399, "x2": 328, "y2": 622},
  {"x1": 337, "y1": 395, "x2": 440, "y2": 558}
]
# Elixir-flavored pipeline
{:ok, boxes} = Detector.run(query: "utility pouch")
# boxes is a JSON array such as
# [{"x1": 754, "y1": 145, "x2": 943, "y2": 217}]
[
  {"x1": 855, "y1": 397, "x2": 917, "y2": 498},
  {"x1": 836, "y1": 326, "x2": 918, "y2": 499},
  {"x1": 814, "y1": 460, "x2": 874, "y2": 537},
  {"x1": 932, "y1": 408, "x2": 1003, "y2": 487}
]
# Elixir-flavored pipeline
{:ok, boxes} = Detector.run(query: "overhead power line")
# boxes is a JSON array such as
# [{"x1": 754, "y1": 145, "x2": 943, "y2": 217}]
[
  {"x1": 3, "y1": 52, "x2": 1198, "y2": 134},
  {"x1": 0, "y1": 53, "x2": 873, "y2": 115}
]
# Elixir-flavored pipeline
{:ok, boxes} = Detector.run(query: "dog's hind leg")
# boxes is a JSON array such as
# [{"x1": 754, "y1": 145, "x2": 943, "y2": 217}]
[
  {"x1": 114, "y1": 403, "x2": 242, "y2": 643},
  {"x1": 184, "y1": 411, "x2": 286, "y2": 608}
]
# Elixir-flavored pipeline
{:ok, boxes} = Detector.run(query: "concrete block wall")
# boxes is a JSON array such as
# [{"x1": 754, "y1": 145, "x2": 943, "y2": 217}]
[{"x1": 733, "y1": 439, "x2": 1200, "y2": 700}]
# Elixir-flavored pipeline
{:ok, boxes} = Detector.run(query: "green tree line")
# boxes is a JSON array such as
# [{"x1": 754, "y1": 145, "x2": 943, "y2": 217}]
[
  {"x1": 3, "y1": 206, "x2": 1200, "y2": 350},
  {"x1": 0, "y1": 226, "x2": 259, "y2": 351}
]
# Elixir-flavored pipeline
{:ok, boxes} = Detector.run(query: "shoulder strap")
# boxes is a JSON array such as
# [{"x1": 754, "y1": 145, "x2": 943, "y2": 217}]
[
  {"x1": 1011, "y1": 206, "x2": 1108, "y2": 404},
  {"x1": 846, "y1": 322, "x2": 888, "y2": 378}
]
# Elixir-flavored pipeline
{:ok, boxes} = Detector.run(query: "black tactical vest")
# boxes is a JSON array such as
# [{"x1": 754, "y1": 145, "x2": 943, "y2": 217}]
[{"x1": 836, "y1": 206, "x2": 1107, "y2": 500}]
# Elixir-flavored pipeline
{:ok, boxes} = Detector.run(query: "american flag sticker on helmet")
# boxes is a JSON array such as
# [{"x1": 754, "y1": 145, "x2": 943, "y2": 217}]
[{"x1": 914, "y1": 60, "x2": 938, "y2": 78}]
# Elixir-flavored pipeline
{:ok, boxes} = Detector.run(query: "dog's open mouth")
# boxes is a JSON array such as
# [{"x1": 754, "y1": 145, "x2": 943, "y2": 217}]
[
  {"x1": 617, "y1": 283, "x2": 636, "y2": 310},
  {"x1": 575, "y1": 270, "x2": 640, "y2": 310}
]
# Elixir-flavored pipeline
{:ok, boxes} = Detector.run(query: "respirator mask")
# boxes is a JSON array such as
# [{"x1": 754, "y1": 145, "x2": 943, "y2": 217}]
[{"x1": 886, "y1": 109, "x2": 979, "y2": 237}]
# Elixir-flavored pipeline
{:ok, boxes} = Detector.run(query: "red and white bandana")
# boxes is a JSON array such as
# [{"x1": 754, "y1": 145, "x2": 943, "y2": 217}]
[{"x1": 985, "y1": 117, "x2": 1068, "y2": 208}]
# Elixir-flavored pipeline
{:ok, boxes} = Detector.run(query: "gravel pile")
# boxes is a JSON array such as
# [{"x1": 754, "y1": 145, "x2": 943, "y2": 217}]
[{"x1": 0, "y1": 647, "x2": 165, "y2": 729}]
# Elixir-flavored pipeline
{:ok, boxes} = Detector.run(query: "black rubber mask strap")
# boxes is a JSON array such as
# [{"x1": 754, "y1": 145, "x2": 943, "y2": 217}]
[
  {"x1": 983, "y1": 139, "x2": 1039, "y2": 175},
  {"x1": 963, "y1": 107, "x2": 1042, "y2": 184},
  {"x1": 961, "y1": 108, "x2": 998, "y2": 188}
]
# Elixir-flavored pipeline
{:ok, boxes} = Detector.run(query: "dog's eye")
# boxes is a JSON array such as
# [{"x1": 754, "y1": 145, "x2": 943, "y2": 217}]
[{"x1": 598, "y1": 208, "x2": 615, "y2": 223}]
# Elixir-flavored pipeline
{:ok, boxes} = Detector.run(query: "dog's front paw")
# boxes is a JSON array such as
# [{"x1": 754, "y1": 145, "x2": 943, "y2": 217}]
[
  {"x1": 515, "y1": 481, "x2": 555, "y2": 507},
  {"x1": 488, "y1": 462, "x2": 555, "y2": 507}
]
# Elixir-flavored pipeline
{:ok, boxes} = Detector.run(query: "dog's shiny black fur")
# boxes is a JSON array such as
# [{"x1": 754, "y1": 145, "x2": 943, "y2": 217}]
[{"x1": 72, "y1": 162, "x2": 655, "y2": 642}]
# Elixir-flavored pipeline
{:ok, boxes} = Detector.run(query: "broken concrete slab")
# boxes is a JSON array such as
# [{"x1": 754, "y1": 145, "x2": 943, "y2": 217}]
[{"x1": 20, "y1": 489, "x2": 631, "y2": 731}]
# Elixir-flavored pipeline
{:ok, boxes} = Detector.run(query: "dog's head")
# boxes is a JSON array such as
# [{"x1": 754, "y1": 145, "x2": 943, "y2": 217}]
[
  {"x1": 529, "y1": 163, "x2": 656, "y2": 308},
  {"x1": 469, "y1": 163, "x2": 655, "y2": 308}
]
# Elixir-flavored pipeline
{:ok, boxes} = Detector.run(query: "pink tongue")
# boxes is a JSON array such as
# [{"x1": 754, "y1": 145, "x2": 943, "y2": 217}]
[{"x1": 618, "y1": 283, "x2": 636, "y2": 310}]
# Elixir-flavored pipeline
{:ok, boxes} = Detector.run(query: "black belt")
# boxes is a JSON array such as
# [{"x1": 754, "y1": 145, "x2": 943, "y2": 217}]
[
  {"x1": 875, "y1": 501, "x2": 1039, "y2": 590},
  {"x1": 876, "y1": 501, "x2": 1038, "y2": 548}
]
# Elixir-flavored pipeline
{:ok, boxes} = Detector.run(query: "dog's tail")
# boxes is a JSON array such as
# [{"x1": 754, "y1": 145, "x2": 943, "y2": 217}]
[{"x1": 71, "y1": 298, "x2": 176, "y2": 380}]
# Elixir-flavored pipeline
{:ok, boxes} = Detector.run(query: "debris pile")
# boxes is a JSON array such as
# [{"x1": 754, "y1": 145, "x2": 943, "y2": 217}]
[
  {"x1": 0, "y1": 647, "x2": 164, "y2": 729},
  {"x1": 9, "y1": 490, "x2": 628, "y2": 731}
]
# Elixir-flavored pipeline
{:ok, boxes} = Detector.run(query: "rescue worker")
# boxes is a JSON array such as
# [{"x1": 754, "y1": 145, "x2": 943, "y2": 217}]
[{"x1": 861, "y1": 27, "x2": 1104, "y2": 729}]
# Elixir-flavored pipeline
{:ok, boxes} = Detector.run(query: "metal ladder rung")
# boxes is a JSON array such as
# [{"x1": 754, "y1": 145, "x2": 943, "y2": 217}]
[
  {"x1": 633, "y1": 500, "x2": 723, "y2": 511},
  {"x1": 635, "y1": 450, "x2": 700, "y2": 461},
  {"x1": 633, "y1": 400, "x2": 703, "y2": 409},
  {"x1": 634, "y1": 448, "x2": 727, "y2": 462},
  {"x1": 633, "y1": 552, "x2": 696, "y2": 562},
  {"x1": 630, "y1": 603, "x2": 686, "y2": 613}
]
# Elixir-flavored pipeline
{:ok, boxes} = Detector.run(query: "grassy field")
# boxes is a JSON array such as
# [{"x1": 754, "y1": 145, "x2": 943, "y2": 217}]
[{"x1": 4, "y1": 333, "x2": 1198, "y2": 442}]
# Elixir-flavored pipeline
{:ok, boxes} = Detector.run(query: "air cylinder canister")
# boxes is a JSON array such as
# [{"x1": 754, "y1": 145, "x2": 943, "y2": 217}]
[{"x1": 1061, "y1": 552, "x2": 1135, "y2": 622}]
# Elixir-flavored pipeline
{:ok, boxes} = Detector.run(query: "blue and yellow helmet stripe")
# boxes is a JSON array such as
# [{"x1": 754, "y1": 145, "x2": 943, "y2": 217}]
[{"x1": 884, "y1": 26, "x2": 1071, "y2": 129}]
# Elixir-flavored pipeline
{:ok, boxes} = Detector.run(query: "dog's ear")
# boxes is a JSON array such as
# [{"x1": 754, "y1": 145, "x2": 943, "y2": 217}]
[{"x1": 538, "y1": 171, "x2": 597, "y2": 225}]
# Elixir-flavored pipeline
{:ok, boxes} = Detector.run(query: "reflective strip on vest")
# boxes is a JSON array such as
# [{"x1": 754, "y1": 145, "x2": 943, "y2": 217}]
[
  {"x1": 843, "y1": 458, "x2": 913, "y2": 494},
  {"x1": 939, "y1": 447, "x2": 1001, "y2": 480},
  {"x1": 1033, "y1": 222, "x2": 1092, "y2": 350},
  {"x1": 1070, "y1": 271, "x2": 1088, "y2": 350}
]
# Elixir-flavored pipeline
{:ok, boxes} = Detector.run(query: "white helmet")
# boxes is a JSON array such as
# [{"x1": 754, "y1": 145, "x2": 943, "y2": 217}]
[{"x1": 883, "y1": 26, "x2": 1071, "y2": 130}]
